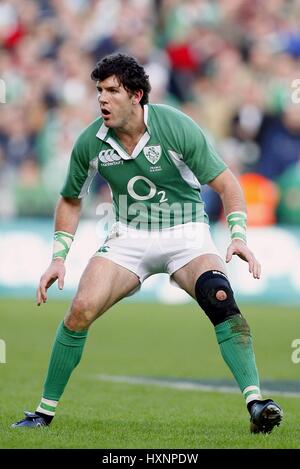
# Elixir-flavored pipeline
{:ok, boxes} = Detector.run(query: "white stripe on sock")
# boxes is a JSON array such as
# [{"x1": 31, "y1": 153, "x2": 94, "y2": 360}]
[
  {"x1": 36, "y1": 405, "x2": 55, "y2": 416},
  {"x1": 41, "y1": 398, "x2": 58, "y2": 407},
  {"x1": 243, "y1": 385, "x2": 260, "y2": 395},
  {"x1": 245, "y1": 393, "x2": 262, "y2": 405},
  {"x1": 36, "y1": 398, "x2": 58, "y2": 416}
]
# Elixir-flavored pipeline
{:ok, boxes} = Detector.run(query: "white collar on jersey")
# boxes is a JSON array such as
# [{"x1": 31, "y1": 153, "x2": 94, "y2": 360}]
[{"x1": 95, "y1": 104, "x2": 150, "y2": 160}]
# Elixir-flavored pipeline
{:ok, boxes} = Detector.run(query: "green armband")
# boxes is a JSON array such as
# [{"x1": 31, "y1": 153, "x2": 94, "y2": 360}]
[
  {"x1": 226, "y1": 211, "x2": 247, "y2": 242},
  {"x1": 52, "y1": 231, "x2": 74, "y2": 261}
]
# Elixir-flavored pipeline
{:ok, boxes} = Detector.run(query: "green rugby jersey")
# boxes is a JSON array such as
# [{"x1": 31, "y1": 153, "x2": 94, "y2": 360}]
[{"x1": 61, "y1": 104, "x2": 227, "y2": 228}]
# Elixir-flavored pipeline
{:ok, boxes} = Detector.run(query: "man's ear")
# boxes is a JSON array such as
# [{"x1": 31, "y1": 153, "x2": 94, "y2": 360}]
[{"x1": 132, "y1": 89, "x2": 143, "y2": 104}]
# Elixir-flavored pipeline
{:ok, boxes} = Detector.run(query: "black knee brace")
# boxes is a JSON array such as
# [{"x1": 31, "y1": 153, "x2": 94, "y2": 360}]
[{"x1": 195, "y1": 270, "x2": 241, "y2": 326}]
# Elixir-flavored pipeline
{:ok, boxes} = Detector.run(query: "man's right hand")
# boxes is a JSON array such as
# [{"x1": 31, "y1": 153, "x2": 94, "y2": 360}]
[{"x1": 37, "y1": 258, "x2": 66, "y2": 306}]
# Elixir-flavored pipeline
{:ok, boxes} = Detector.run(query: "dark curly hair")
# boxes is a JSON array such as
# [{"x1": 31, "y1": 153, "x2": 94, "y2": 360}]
[{"x1": 91, "y1": 53, "x2": 151, "y2": 106}]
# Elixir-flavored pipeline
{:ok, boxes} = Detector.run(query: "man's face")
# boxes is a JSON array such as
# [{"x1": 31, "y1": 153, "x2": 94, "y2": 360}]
[{"x1": 96, "y1": 75, "x2": 134, "y2": 128}]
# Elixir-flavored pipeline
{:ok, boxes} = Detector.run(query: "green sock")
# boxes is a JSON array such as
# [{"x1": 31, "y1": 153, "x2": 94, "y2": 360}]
[
  {"x1": 41, "y1": 321, "x2": 88, "y2": 403},
  {"x1": 215, "y1": 315, "x2": 262, "y2": 404}
]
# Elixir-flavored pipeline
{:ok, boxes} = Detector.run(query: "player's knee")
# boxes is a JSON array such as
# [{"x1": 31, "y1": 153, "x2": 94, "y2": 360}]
[
  {"x1": 65, "y1": 296, "x2": 95, "y2": 330},
  {"x1": 195, "y1": 270, "x2": 241, "y2": 326}
]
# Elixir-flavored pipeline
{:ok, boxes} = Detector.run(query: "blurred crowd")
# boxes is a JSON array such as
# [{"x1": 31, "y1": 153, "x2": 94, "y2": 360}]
[{"x1": 0, "y1": 0, "x2": 300, "y2": 224}]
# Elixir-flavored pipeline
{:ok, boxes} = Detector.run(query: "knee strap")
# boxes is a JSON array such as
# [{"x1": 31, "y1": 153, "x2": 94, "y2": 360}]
[{"x1": 195, "y1": 270, "x2": 241, "y2": 326}]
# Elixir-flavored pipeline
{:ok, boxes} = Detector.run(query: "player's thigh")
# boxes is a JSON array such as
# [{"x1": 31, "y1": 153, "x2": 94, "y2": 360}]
[
  {"x1": 65, "y1": 257, "x2": 140, "y2": 328},
  {"x1": 172, "y1": 254, "x2": 226, "y2": 299}
]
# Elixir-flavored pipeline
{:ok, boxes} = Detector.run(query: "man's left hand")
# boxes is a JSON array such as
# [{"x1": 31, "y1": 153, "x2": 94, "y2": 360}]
[{"x1": 226, "y1": 239, "x2": 261, "y2": 279}]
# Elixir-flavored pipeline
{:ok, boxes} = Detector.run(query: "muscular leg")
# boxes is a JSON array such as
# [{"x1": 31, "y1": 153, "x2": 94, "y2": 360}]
[
  {"x1": 172, "y1": 254, "x2": 262, "y2": 406},
  {"x1": 37, "y1": 257, "x2": 140, "y2": 421},
  {"x1": 65, "y1": 256, "x2": 140, "y2": 330}
]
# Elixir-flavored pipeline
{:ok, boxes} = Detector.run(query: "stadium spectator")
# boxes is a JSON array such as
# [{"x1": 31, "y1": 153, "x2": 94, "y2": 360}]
[
  {"x1": 254, "y1": 103, "x2": 300, "y2": 180},
  {"x1": 276, "y1": 162, "x2": 300, "y2": 224},
  {"x1": 238, "y1": 173, "x2": 279, "y2": 226}
]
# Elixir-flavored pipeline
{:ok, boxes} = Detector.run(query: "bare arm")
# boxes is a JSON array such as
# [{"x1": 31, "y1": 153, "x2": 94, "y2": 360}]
[
  {"x1": 208, "y1": 169, "x2": 261, "y2": 279},
  {"x1": 54, "y1": 196, "x2": 82, "y2": 233},
  {"x1": 208, "y1": 168, "x2": 246, "y2": 216},
  {"x1": 37, "y1": 197, "x2": 82, "y2": 305}
]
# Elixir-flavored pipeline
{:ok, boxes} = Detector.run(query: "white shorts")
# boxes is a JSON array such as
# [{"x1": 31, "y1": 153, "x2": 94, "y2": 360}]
[{"x1": 94, "y1": 221, "x2": 221, "y2": 283}]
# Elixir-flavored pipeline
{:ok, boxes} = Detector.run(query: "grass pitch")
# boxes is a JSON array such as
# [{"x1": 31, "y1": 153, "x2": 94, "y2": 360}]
[{"x1": 0, "y1": 298, "x2": 299, "y2": 448}]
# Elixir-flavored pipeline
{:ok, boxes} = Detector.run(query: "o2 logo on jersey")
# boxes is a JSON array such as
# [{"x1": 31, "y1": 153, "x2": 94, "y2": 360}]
[{"x1": 127, "y1": 175, "x2": 168, "y2": 203}]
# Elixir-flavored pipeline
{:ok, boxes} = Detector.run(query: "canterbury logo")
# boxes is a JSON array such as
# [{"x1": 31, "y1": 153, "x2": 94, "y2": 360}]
[{"x1": 98, "y1": 149, "x2": 121, "y2": 163}]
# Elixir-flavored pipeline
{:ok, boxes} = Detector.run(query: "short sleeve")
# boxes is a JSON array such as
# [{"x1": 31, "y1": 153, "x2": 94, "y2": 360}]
[
  {"x1": 60, "y1": 135, "x2": 93, "y2": 199},
  {"x1": 180, "y1": 116, "x2": 227, "y2": 185}
]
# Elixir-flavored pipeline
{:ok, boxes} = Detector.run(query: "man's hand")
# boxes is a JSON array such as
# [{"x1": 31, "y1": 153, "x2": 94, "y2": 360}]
[
  {"x1": 37, "y1": 258, "x2": 66, "y2": 305},
  {"x1": 226, "y1": 239, "x2": 261, "y2": 279}
]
